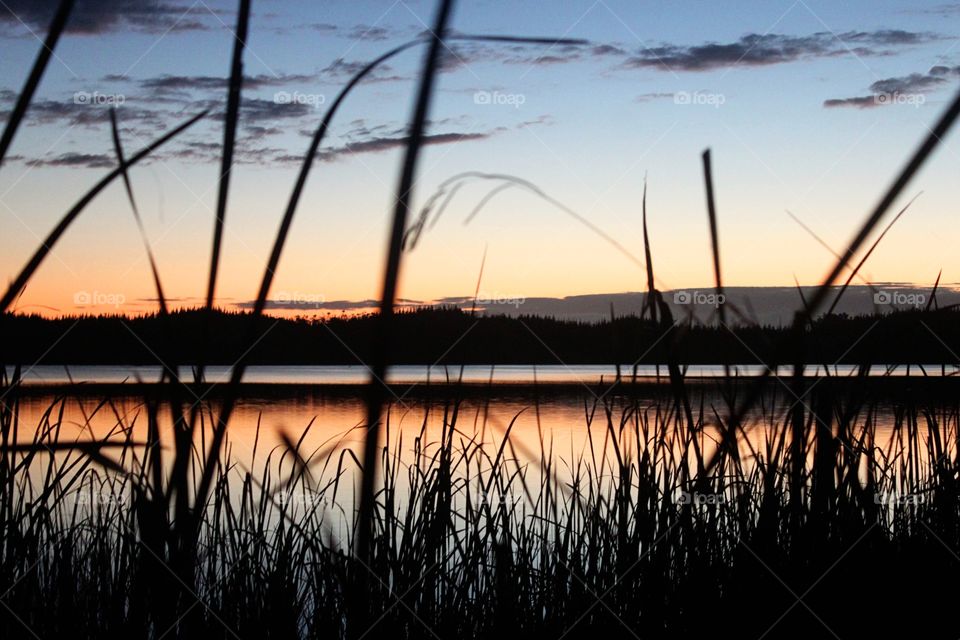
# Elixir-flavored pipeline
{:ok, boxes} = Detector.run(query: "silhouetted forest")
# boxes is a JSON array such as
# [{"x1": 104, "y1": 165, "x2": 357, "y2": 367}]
[{"x1": 2, "y1": 306, "x2": 959, "y2": 366}]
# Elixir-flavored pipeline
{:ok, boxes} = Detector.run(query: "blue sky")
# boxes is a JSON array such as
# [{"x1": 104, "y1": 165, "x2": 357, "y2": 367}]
[{"x1": 0, "y1": 0, "x2": 958, "y2": 316}]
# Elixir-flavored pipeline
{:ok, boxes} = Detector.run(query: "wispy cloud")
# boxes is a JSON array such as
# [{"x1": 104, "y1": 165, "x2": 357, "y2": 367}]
[
  {"x1": 622, "y1": 30, "x2": 940, "y2": 72},
  {"x1": 26, "y1": 152, "x2": 113, "y2": 168},
  {"x1": 824, "y1": 64, "x2": 960, "y2": 108},
  {"x1": 0, "y1": 0, "x2": 210, "y2": 34},
  {"x1": 283, "y1": 131, "x2": 497, "y2": 164},
  {"x1": 133, "y1": 73, "x2": 318, "y2": 94}
]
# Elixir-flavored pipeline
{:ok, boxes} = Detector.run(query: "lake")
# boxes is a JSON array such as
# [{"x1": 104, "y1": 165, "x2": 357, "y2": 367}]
[{"x1": 7, "y1": 363, "x2": 941, "y2": 482}]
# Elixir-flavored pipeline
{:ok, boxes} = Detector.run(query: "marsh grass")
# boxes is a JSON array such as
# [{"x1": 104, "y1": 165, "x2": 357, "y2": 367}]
[
  {"x1": 3, "y1": 0, "x2": 960, "y2": 637},
  {"x1": 2, "y1": 370, "x2": 960, "y2": 638}
]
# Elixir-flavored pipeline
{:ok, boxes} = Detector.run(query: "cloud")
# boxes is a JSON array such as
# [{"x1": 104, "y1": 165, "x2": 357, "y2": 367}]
[
  {"x1": 140, "y1": 75, "x2": 226, "y2": 93},
  {"x1": 623, "y1": 30, "x2": 939, "y2": 72},
  {"x1": 634, "y1": 92, "x2": 675, "y2": 103},
  {"x1": 347, "y1": 24, "x2": 391, "y2": 42},
  {"x1": 241, "y1": 98, "x2": 316, "y2": 122},
  {"x1": 432, "y1": 40, "x2": 608, "y2": 72},
  {"x1": 270, "y1": 22, "x2": 414, "y2": 39},
  {"x1": 824, "y1": 65, "x2": 960, "y2": 108},
  {"x1": 306, "y1": 22, "x2": 338, "y2": 33},
  {"x1": 135, "y1": 73, "x2": 317, "y2": 93},
  {"x1": 822, "y1": 95, "x2": 883, "y2": 109},
  {"x1": 26, "y1": 152, "x2": 113, "y2": 168},
  {"x1": 321, "y1": 58, "x2": 370, "y2": 78},
  {"x1": 844, "y1": 29, "x2": 937, "y2": 45},
  {"x1": 321, "y1": 58, "x2": 406, "y2": 83},
  {"x1": 517, "y1": 114, "x2": 555, "y2": 128},
  {"x1": 244, "y1": 124, "x2": 283, "y2": 139},
  {"x1": 0, "y1": 0, "x2": 210, "y2": 34},
  {"x1": 497, "y1": 42, "x2": 628, "y2": 67},
  {"x1": 590, "y1": 44, "x2": 627, "y2": 57},
  {"x1": 871, "y1": 72, "x2": 948, "y2": 94},
  {"x1": 317, "y1": 131, "x2": 493, "y2": 161},
  {"x1": 271, "y1": 129, "x2": 498, "y2": 165},
  {"x1": 21, "y1": 98, "x2": 167, "y2": 128},
  {"x1": 904, "y1": 3, "x2": 960, "y2": 17}
]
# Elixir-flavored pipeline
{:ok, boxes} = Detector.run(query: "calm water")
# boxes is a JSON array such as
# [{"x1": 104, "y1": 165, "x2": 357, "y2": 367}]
[
  {"x1": 7, "y1": 364, "x2": 922, "y2": 466},
  {"x1": 8, "y1": 364, "x2": 943, "y2": 516},
  {"x1": 5, "y1": 364, "x2": 943, "y2": 462},
  {"x1": 7, "y1": 363, "x2": 959, "y2": 386}
]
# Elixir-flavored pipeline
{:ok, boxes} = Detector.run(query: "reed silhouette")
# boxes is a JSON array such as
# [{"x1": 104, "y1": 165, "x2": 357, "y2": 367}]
[{"x1": 2, "y1": 0, "x2": 960, "y2": 638}]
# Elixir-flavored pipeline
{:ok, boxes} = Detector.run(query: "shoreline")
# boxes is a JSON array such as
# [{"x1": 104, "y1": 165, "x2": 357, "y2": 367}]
[{"x1": 8, "y1": 375, "x2": 960, "y2": 399}]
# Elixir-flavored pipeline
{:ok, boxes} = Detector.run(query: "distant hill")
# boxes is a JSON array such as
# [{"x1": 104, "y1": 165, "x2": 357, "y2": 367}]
[
  {"x1": 236, "y1": 284, "x2": 955, "y2": 326},
  {"x1": 433, "y1": 284, "x2": 954, "y2": 325}
]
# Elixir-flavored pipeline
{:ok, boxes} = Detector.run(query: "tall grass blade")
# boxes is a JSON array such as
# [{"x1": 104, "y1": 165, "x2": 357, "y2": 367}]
[
  {"x1": 357, "y1": 0, "x2": 457, "y2": 561},
  {"x1": 0, "y1": 0, "x2": 74, "y2": 168},
  {"x1": 641, "y1": 174, "x2": 657, "y2": 323},
  {"x1": 702, "y1": 149, "x2": 725, "y2": 326},
  {"x1": 926, "y1": 269, "x2": 942, "y2": 311},
  {"x1": 826, "y1": 192, "x2": 919, "y2": 315},
  {"x1": 109, "y1": 108, "x2": 167, "y2": 314},
  {"x1": 803, "y1": 85, "x2": 960, "y2": 320},
  {"x1": 205, "y1": 0, "x2": 251, "y2": 310}
]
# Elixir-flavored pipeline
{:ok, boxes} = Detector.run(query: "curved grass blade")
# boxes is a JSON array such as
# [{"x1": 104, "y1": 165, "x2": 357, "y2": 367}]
[
  {"x1": 641, "y1": 174, "x2": 657, "y2": 323},
  {"x1": 0, "y1": 110, "x2": 208, "y2": 313},
  {"x1": 109, "y1": 108, "x2": 168, "y2": 315},
  {"x1": 408, "y1": 171, "x2": 646, "y2": 270},
  {"x1": 825, "y1": 192, "x2": 920, "y2": 316}
]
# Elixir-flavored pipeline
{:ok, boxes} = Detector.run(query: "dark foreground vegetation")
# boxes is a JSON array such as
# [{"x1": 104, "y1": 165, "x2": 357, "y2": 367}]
[
  {"x1": 4, "y1": 305, "x2": 960, "y2": 365},
  {"x1": 3, "y1": 369, "x2": 960, "y2": 639},
  {"x1": 3, "y1": 0, "x2": 960, "y2": 637}
]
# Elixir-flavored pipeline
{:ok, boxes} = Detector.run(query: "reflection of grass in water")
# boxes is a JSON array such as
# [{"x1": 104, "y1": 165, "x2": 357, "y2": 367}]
[{"x1": 4, "y1": 0, "x2": 960, "y2": 636}]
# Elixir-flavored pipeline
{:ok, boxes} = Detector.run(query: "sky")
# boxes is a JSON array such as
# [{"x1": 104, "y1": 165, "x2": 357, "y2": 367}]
[{"x1": 0, "y1": 0, "x2": 958, "y2": 318}]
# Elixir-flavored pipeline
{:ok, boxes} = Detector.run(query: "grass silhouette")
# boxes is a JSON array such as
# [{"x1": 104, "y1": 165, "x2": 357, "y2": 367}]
[{"x1": 2, "y1": 0, "x2": 960, "y2": 638}]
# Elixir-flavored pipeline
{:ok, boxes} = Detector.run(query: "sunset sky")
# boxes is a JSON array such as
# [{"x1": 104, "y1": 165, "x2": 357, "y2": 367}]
[{"x1": 1, "y1": 0, "x2": 958, "y2": 316}]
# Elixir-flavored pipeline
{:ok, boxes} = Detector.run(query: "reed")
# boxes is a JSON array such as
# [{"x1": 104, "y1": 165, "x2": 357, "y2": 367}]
[
  {"x1": 1, "y1": 371, "x2": 959, "y2": 637},
  {"x1": 2, "y1": 1, "x2": 960, "y2": 638}
]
